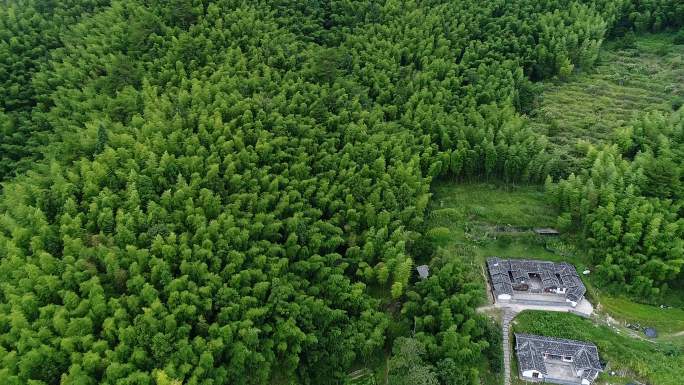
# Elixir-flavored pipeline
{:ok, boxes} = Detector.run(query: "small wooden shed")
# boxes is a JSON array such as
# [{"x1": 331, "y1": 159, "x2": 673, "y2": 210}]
[
  {"x1": 416, "y1": 265, "x2": 430, "y2": 279},
  {"x1": 533, "y1": 228, "x2": 560, "y2": 236}
]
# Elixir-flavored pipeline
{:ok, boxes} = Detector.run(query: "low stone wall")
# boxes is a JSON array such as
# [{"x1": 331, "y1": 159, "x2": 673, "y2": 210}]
[
  {"x1": 568, "y1": 309, "x2": 591, "y2": 318},
  {"x1": 511, "y1": 298, "x2": 569, "y2": 307},
  {"x1": 543, "y1": 376, "x2": 582, "y2": 385}
]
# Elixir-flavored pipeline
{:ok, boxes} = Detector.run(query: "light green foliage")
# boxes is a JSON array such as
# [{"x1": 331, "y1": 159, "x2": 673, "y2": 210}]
[
  {"x1": 598, "y1": 295, "x2": 684, "y2": 334},
  {"x1": 391, "y1": 282, "x2": 404, "y2": 299},
  {"x1": 388, "y1": 338, "x2": 439, "y2": 385},
  {"x1": 155, "y1": 370, "x2": 183, "y2": 385}
]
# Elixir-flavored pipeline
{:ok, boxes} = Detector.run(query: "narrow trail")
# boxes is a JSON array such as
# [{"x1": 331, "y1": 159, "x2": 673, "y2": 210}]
[
  {"x1": 502, "y1": 307, "x2": 517, "y2": 385},
  {"x1": 590, "y1": 308, "x2": 677, "y2": 343}
]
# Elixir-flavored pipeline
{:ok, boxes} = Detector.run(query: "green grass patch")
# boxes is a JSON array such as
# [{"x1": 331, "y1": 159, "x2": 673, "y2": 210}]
[
  {"x1": 597, "y1": 295, "x2": 684, "y2": 336},
  {"x1": 513, "y1": 311, "x2": 684, "y2": 385},
  {"x1": 427, "y1": 180, "x2": 586, "y2": 267},
  {"x1": 528, "y1": 32, "x2": 684, "y2": 169},
  {"x1": 430, "y1": 181, "x2": 556, "y2": 227}
]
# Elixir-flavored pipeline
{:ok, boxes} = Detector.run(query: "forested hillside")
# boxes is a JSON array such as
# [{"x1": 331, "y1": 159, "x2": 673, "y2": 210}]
[
  {"x1": 0, "y1": 0, "x2": 112, "y2": 179},
  {"x1": 0, "y1": 1, "x2": 682, "y2": 385},
  {"x1": 549, "y1": 108, "x2": 684, "y2": 299}
]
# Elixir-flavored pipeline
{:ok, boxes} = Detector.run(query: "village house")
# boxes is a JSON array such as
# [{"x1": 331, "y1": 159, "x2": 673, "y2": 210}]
[
  {"x1": 486, "y1": 258, "x2": 586, "y2": 307},
  {"x1": 515, "y1": 333, "x2": 603, "y2": 385}
]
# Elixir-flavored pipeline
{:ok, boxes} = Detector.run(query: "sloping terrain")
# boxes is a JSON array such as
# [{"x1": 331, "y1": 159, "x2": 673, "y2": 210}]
[{"x1": 529, "y1": 34, "x2": 684, "y2": 164}]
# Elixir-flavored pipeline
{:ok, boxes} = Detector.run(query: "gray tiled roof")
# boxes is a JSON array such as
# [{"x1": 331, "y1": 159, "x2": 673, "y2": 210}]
[
  {"x1": 515, "y1": 334, "x2": 603, "y2": 383},
  {"x1": 515, "y1": 333, "x2": 603, "y2": 381},
  {"x1": 486, "y1": 257, "x2": 586, "y2": 302},
  {"x1": 581, "y1": 369, "x2": 599, "y2": 381},
  {"x1": 416, "y1": 265, "x2": 429, "y2": 279},
  {"x1": 487, "y1": 258, "x2": 513, "y2": 295},
  {"x1": 517, "y1": 338, "x2": 547, "y2": 374}
]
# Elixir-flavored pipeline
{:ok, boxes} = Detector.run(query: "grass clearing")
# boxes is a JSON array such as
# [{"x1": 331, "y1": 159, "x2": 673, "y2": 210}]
[
  {"x1": 427, "y1": 180, "x2": 561, "y2": 262},
  {"x1": 430, "y1": 181, "x2": 556, "y2": 227},
  {"x1": 427, "y1": 180, "x2": 590, "y2": 272},
  {"x1": 596, "y1": 295, "x2": 684, "y2": 336},
  {"x1": 528, "y1": 32, "x2": 684, "y2": 169}
]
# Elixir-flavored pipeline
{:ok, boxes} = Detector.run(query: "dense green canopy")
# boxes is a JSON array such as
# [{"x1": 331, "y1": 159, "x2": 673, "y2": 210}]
[
  {"x1": 549, "y1": 108, "x2": 684, "y2": 299},
  {"x1": 0, "y1": 0, "x2": 682, "y2": 384}
]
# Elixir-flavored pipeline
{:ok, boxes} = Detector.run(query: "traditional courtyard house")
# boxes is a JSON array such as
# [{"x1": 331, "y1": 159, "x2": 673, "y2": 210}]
[
  {"x1": 486, "y1": 258, "x2": 586, "y2": 307},
  {"x1": 515, "y1": 334, "x2": 603, "y2": 385}
]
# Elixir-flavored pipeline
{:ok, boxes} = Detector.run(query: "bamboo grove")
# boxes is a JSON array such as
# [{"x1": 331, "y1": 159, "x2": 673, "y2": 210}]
[{"x1": 0, "y1": 1, "x2": 683, "y2": 384}]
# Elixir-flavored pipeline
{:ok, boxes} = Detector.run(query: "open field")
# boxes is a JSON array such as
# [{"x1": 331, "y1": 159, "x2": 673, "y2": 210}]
[
  {"x1": 529, "y1": 33, "x2": 684, "y2": 146},
  {"x1": 426, "y1": 180, "x2": 596, "y2": 276},
  {"x1": 427, "y1": 180, "x2": 560, "y2": 264},
  {"x1": 595, "y1": 295, "x2": 684, "y2": 337}
]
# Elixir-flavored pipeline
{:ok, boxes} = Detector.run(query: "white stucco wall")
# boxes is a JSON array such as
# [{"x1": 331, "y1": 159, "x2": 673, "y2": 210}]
[
  {"x1": 522, "y1": 370, "x2": 543, "y2": 379},
  {"x1": 553, "y1": 287, "x2": 566, "y2": 294}
]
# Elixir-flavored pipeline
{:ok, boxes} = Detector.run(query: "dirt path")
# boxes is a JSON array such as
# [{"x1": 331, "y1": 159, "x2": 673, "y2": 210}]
[
  {"x1": 502, "y1": 308, "x2": 517, "y2": 385},
  {"x1": 591, "y1": 309, "x2": 662, "y2": 344},
  {"x1": 481, "y1": 263, "x2": 495, "y2": 304}
]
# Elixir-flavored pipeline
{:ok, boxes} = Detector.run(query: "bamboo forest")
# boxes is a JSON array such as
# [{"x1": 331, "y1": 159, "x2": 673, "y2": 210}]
[{"x1": 0, "y1": 1, "x2": 683, "y2": 385}]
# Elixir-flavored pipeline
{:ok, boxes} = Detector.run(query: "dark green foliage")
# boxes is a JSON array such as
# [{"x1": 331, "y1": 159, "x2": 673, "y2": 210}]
[
  {"x1": 387, "y1": 338, "x2": 440, "y2": 385},
  {"x1": 95, "y1": 123, "x2": 108, "y2": 155},
  {"x1": 0, "y1": 0, "x2": 111, "y2": 180},
  {"x1": 618, "y1": 0, "x2": 684, "y2": 33},
  {"x1": 398, "y1": 255, "x2": 489, "y2": 385},
  {"x1": 614, "y1": 31, "x2": 638, "y2": 49},
  {"x1": 675, "y1": 29, "x2": 684, "y2": 44},
  {"x1": 481, "y1": 318, "x2": 503, "y2": 374},
  {"x1": 672, "y1": 96, "x2": 684, "y2": 111},
  {"x1": 514, "y1": 77, "x2": 542, "y2": 115}
]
